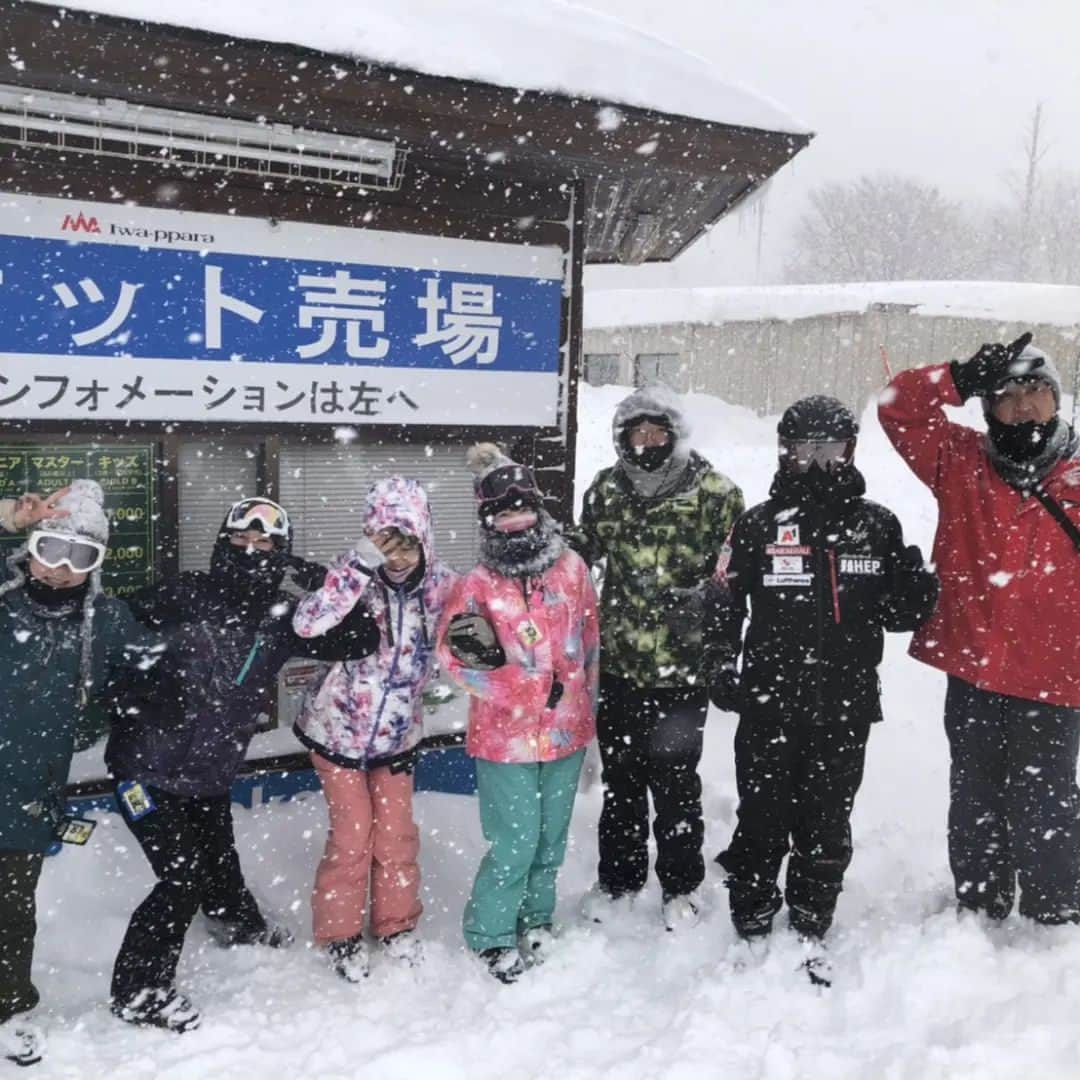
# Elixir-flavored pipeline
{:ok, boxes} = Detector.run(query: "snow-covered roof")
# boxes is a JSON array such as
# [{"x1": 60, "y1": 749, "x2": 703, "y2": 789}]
[
  {"x1": 585, "y1": 282, "x2": 1080, "y2": 330},
  {"x1": 31, "y1": 0, "x2": 808, "y2": 135}
]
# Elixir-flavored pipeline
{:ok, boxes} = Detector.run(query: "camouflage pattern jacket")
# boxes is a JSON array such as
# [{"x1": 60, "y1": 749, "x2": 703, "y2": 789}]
[{"x1": 570, "y1": 451, "x2": 744, "y2": 688}]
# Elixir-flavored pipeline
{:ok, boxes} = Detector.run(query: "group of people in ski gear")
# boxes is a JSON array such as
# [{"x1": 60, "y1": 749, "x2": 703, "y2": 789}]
[{"x1": 2, "y1": 330, "x2": 1079, "y2": 1065}]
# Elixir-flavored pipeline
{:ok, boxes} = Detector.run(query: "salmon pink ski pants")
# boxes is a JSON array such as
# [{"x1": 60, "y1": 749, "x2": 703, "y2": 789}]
[{"x1": 310, "y1": 753, "x2": 422, "y2": 944}]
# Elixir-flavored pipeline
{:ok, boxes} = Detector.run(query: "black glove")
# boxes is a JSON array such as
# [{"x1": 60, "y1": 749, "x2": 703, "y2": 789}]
[
  {"x1": 708, "y1": 663, "x2": 741, "y2": 713},
  {"x1": 877, "y1": 545, "x2": 939, "y2": 632},
  {"x1": 446, "y1": 612, "x2": 506, "y2": 671},
  {"x1": 284, "y1": 555, "x2": 328, "y2": 593},
  {"x1": 545, "y1": 679, "x2": 564, "y2": 710},
  {"x1": 949, "y1": 331, "x2": 1034, "y2": 401}
]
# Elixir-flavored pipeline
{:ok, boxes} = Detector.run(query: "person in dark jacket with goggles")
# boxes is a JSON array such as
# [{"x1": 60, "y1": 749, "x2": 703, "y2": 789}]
[
  {"x1": 105, "y1": 497, "x2": 378, "y2": 1034},
  {"x1": 705, "y1": 396, "x2": 938, "y2": 983}
]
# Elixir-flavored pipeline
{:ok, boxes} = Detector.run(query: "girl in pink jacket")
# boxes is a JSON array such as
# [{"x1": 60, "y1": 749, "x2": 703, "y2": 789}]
[
  {"x1": 437, "y1": 445, "x2": 599, "y2": 984},
  {"x1": 293, "y1": 476, "x2": 456, "y2": 981}
]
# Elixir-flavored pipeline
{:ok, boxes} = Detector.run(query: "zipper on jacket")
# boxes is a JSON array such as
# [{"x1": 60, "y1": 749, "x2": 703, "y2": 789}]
[
  {"x1": 365, "y1": 589, "x2": 407, "y2": 759},
  {"x1": 521, "y1": 575, "x2": 554, "y2": 720},
  {"x1": 234, "y1": 633, "x2": 263, "y2": 686},
  {"x1": 827, "y1": 549, "x2": 842, "y2": 624},
  {"x1": 812, "y1": 510, "x2": 825, "y2": 722}
]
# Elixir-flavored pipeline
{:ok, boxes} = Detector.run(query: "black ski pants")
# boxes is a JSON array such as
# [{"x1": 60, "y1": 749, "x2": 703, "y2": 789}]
[
  {"x1": 945, "y1": 676, "x2": 1080, "y2": 923},
  {"x1": 718, "y1": 706, "x2": 871, "y2": 940},
  {"x1": 596, "y1": 674, "x2": 709, "y2": 900},
  {"x1": 111, "y1": 785, "x2": 266, "y2": 1002},
  {"x1": 0, "y1": 852, "x2": 44, "y2": 1024}
]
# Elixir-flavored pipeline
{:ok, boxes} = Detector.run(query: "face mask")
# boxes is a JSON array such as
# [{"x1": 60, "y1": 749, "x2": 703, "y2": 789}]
[
  {"x1": 627, "y1": 442, "x2": 674, "y2": 473},
  {"x1": 213, "y1": 540, "x2": 286, "y2": 600},
  {"x1": 493, "y1": 510, "x2": 539, "y2": 534},
  {"x1": 26, "y1": 574, "x2": 88, "y2": 610},
  {"x1": 987, "y1": 414, "x2": 1060, "y2": 463}
]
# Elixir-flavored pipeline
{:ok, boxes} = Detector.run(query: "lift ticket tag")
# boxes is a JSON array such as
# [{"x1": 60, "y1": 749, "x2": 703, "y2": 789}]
[{"x1": 517, "y1": 619, "x2": 544, "y2": 648}]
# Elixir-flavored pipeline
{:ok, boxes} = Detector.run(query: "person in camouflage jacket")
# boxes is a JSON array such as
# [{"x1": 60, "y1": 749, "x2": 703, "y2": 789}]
[{"x1": 569, "y1": 385, "x2": 744, "y2": 928}]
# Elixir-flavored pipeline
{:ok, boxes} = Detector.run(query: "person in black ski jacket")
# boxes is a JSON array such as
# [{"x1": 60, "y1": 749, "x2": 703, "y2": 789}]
[
  {"x1": 105, "y1": 497, "x2": 378, "y2": 1033},
  {"x1": 705, "y1": 396, "x2": 938, "y2": 976}
]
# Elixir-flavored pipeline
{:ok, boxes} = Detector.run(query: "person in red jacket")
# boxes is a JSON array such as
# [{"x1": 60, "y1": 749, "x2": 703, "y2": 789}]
[{"x1": 879, "y1": 331, "x2": 1080, "y2": 925}]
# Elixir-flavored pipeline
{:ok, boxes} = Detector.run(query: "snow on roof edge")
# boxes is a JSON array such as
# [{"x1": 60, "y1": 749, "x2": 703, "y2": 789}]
[
  {"x1": 27, "y1": 0, "x2": 810, "y2": 137},
  {"x1": 584, "y1": 282, "x2": 1080, "y2": 331}
]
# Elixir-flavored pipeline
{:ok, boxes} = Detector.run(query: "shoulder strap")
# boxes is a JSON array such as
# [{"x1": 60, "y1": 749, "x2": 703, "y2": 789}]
[{"x1": 1033, "y1": 485, "x2": 1080, "y2": 555}]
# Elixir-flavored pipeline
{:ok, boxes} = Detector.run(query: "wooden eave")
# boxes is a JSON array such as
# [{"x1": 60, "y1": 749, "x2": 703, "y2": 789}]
[{"x1": 2, "y1": 1, "x2": 812, "y2": 263}]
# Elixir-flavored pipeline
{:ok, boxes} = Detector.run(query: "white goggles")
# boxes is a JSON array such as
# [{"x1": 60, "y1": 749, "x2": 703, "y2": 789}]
[
  {"x1": 225, "y1": 498, "x2": 290, "y2": 538},
  {"x1": 28, "y1": 529, "x2": 107, "y2": 573}
]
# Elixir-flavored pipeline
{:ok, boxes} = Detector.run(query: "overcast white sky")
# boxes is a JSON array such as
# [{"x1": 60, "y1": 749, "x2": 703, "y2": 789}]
[{"x1": 583, "y1": 0, "x2": 1080, "y2": 289}]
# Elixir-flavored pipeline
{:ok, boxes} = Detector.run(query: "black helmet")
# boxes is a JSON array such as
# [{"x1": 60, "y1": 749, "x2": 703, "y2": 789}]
[
  {"x1": 777, "y1": 396, "x2": 859, "y2": 441},
  {"x1": 778, "y1": 396, "x2": 858, "y2": 476}
]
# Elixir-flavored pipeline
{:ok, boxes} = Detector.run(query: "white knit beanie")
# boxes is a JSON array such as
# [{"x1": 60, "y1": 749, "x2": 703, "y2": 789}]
[{"x1": 40, "y1": 479, "x2": 110, "y2": 545}]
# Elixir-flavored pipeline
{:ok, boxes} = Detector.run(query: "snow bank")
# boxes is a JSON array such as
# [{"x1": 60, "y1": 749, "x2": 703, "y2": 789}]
[
  {"x1": 29, "y1": 0, "x2": 807, "y2": 135},
  {"x1": 35, "y1": 384, "x2": 1080, "y2": 1078},
  {"x1": 585, "y1": 281, "x2": 1080, "y2": 331}
]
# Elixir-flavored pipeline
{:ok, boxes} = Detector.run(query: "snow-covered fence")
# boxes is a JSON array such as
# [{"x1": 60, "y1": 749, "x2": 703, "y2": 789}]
[{"x1": 584, "y1": 284, "x2": 1080, "y2": 415}]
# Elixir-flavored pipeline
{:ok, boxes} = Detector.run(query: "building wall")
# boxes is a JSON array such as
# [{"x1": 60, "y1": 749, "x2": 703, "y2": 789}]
[{"x1": 584, "y1": 308, "x2": 1080, "y2": 415}]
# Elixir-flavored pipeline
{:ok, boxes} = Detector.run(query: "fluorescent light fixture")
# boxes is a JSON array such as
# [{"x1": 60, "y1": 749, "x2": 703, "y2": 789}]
[{"x1": 0, "y1": 84, "x2": 406, "y2": 190}]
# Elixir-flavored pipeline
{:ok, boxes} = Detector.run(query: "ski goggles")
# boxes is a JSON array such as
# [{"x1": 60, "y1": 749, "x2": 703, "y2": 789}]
[
  {"x1": 781, "y1": 439, "x2": 854, "y2": 474},
  {"x1": 225, "y1": 498, "x2": 290, "y2": 538},
  {"x1": 28, "y1": 530, "x2": 107, "y2": 573},
  {"x1": 475, "y1": 463, "x2": 537, "y2": 503}
]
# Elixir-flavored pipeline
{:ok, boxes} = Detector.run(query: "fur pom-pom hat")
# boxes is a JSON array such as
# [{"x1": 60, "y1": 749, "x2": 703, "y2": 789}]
[
  {"x1": 466, "y1": 443, "x2": 545, "y2": 539},
  {"x1": 466, "y1": 443, "x2": 539, "y2": 503}
]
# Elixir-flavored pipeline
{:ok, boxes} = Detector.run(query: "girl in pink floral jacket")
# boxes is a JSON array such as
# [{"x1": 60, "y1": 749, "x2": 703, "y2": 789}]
[
  {"x1": 437, "y1": 445, "x2": 598, "y2": 984},
  {"x1": 293, "y1": 476, "x2": 455, "y2": 981}
]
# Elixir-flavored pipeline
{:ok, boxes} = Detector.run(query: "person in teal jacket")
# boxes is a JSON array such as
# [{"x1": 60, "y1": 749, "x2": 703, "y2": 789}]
[{"x1": 0, "y1": 481, "x2": 159, "y2": 1068}]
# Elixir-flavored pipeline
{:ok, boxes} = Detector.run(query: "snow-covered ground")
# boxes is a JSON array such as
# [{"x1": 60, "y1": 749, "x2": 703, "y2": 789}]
[{"x1": 30, "y1": 384, "x2": 1080, "y2": 1079}]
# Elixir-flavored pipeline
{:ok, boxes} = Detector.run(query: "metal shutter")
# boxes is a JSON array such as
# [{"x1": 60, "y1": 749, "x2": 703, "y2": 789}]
[
  {"x1": 279, "y1": 441, "x2": 481, "y2": 572},
  {"x1": 177, "y1": 441, "x2": 259, "y2": 572}
]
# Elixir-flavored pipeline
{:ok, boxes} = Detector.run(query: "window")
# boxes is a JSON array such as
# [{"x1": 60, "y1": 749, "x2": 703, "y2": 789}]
[
  {"x1": 634, "y1": 353, "x2": 681, "y2": 390},
  {"x1": 584, "y1": 353, "x2": 621, "y2": 387}
]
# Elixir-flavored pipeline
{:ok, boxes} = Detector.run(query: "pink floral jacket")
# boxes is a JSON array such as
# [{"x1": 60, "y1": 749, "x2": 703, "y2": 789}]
[
  {"x1": 436, "y1": 549, "x2": 599, "y2": 764},
  {"x1": 293, "y1": 477, "x2": 456, "y2": 766}
]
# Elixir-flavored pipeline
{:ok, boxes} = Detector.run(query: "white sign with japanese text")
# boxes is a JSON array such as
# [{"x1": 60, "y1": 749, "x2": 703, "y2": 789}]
[{"x1": 0, "y1": 192, "x2": 567, "y2": 426}]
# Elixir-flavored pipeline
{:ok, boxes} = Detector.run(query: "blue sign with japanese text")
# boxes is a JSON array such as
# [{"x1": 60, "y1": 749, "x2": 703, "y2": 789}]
[{"x1": 0, "y1": 192, "x2": 566, "y2": 426}]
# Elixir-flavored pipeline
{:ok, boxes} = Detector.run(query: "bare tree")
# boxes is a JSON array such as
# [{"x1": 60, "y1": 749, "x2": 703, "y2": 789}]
[
  {"x1": 1037, "y1": 171, "x2": 1080, "y2": 283},
  {"x1": 1009, "y1": 103, "x2": 1050, "y2": 279},
  {"x1": 785, "y1": 174, "x2": 978, "y2": 283}
]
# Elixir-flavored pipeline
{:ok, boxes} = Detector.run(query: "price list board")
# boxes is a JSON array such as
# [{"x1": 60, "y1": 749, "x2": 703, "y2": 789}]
[{"x1": 0, "y1": 445, "x2": 156, "y2": 597}]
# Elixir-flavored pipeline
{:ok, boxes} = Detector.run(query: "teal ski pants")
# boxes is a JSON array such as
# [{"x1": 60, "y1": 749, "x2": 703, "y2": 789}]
[{"x1": 464, "y1": 750, "x2": 586, "y2": 952}]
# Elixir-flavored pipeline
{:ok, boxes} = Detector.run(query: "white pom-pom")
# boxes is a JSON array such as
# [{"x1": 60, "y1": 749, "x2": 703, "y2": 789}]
[
  {"x1": 466, "y1": 442, "x2": 506, "y2": 475},
  {"x1": 66, "y1": 478, "x2": 106, "y2": 505}
]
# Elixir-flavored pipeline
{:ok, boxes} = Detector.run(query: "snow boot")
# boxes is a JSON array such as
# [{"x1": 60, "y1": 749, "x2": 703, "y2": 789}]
[
  {"x1": 379, "y1": 930, "x2": 424, "y2": 967},
  {"x1": 479, "y1": 947, "x2": 526, "y2": 985},
  {"x1": 662, "y1": 890, "x2": 704, "y2": 933},
  {"x1": 796, "y1": 934, "x2": 833, "y2": 988},
  {"x1": 111, "y1": 987, "x2": 202, "y2": 1033},
  {"x1": 326, "y1": 934, "x2": 370, "y2": 983},
  {"x1": 729, "y1": 933, "x2": 771, "y2": 973},
  {"x1": 205, "y1": 914, "x2": 294, "y2": 949},
  {"x1": 580, "y1": 883, "x2": 636, "y2": 925},
  {"x1": 0, "y1": 1018, "x2": 43, "y2": 1068},
  {"x1": 519, "y1": 925, "x2": 556, "y2": 967}
]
